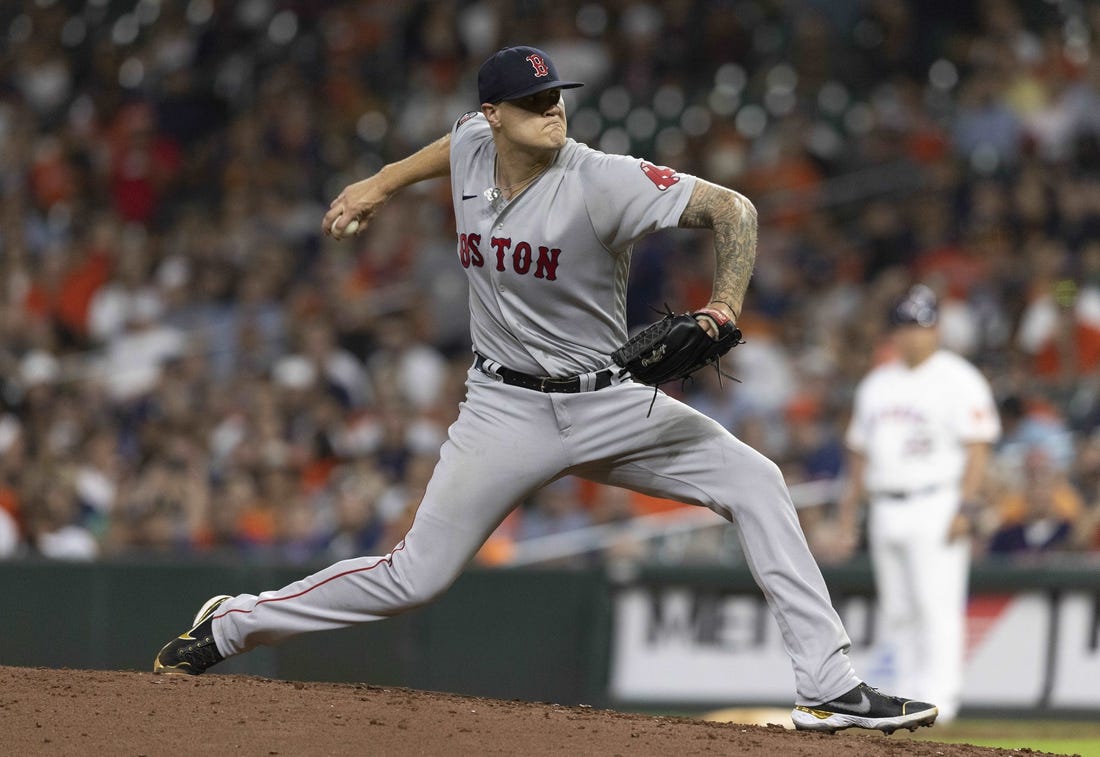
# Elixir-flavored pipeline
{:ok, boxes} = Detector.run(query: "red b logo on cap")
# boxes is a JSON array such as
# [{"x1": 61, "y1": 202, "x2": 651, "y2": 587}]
[{"x1": 526, "y1": 54, "x2": 549, "y2": 77}]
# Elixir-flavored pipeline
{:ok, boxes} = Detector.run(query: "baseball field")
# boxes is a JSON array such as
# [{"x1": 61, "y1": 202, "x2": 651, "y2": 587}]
[
  {"x1": 909, "y1": 721, "x2": 1100, "y2": 757},
  {"x1": 2, "y1": 665, "x2": 1094, "y2": 756}
]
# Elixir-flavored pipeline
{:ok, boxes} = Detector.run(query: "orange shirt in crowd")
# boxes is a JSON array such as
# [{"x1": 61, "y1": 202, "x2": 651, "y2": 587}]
[{"x1": 995, "y1": 483, "x2": 1084, "y2": 525}]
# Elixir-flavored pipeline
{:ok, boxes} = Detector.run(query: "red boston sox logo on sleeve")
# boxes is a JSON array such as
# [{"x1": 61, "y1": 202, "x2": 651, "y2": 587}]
[
  {"x1": 640, "y1": 161, "x2": 681, "y2": 191},
  {"x1": 526, "y1": 54, "x2": 549, "y2": 77}
]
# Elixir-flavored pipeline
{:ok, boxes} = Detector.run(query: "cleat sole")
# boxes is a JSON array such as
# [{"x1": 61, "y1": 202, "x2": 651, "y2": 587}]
[{"x1": 791, "y1": 706, "x2": 938, "y2": 734}]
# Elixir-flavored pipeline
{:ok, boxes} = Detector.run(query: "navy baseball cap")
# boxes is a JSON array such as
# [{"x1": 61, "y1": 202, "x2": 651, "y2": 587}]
[
  {"x1": 890, "y1": 284, "x2": 939, "y2": 328},
  {"x1": 477, "y1": 46, "x2": 583, "y2": 104}
]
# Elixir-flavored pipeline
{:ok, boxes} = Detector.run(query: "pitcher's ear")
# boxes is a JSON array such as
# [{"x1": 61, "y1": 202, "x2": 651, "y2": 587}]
[{"x1": 481, "y1": 103, "x2": 501, "y2": 128}]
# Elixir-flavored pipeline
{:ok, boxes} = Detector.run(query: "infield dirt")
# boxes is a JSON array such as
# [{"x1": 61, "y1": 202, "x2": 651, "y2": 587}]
[{"x1": 0, "y1": 665, "x2": 1063, "y2": 756}]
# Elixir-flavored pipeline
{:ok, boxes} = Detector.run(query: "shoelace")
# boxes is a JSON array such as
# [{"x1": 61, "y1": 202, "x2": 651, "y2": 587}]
[
  {"x1": 865, "y1": 685, "x2": 905, "y2": 703},
  {"x1": 858, "y1": 684, "x2": 914, "y2": 712},
  {"x1": 179, "y1": 636, "x2": 221, "y2": 668}
]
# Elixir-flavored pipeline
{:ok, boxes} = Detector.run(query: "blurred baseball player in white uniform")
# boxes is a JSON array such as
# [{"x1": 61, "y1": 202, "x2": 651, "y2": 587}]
[
  {"x1": 154, "y1": 46, "x2": 938, "y2": 734},
  {"x1": 836, "y1": 284, "x2": 1000, "y2": 723}
]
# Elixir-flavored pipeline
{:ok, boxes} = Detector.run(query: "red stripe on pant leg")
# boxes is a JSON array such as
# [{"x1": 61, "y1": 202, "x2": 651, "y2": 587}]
[{"x1": 214, "y1": 541, "x2": 408, "y2": 619}]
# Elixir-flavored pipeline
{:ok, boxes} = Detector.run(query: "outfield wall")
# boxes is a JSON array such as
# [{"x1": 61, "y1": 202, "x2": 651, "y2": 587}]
[
  {"x1": 1, "y1": 559, "x2": 1097, "y2": 715},
  {"x1": 0, "y1": 559, "x2": 607, "y2": 705}
]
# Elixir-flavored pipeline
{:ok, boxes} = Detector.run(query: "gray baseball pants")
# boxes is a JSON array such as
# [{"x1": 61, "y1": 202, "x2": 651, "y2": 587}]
[{"x1": 212, "y1": 369, "x2": 859, "y2": 704}]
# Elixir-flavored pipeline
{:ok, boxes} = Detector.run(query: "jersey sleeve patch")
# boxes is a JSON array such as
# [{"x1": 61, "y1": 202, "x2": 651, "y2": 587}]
[
  {"x1": 640, "y1": 161, "x2": 681, "y2": 191},
  {"x1": 455, "y1": 111, "x2": 480, "y2": 129}
]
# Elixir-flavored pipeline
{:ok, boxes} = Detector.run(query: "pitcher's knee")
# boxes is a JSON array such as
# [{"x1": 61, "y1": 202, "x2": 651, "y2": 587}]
[
  {"x1": 390, "y1": 565, "x2": 459, "y2": 610},
  {"x1": 710, "y1": 444, "x2": 794, "y2": 518},
  {"x1": 738, "y1": 446, "x2": 787, "y2": 492}
]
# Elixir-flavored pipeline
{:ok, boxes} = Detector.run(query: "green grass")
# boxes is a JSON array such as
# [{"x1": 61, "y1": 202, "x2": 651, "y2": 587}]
[
  {"x1": 687, "y1": 709, "x2": 1100, "y2": 756},
  {"x1": 936, "y1": 738, "x2": 1100, "y2": 756},
  {"x1": 903, "y1": 719, "x2": 1100, "y2": 757}
]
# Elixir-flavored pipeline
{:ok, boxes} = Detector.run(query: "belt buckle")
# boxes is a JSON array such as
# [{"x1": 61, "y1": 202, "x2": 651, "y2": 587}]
[{"x1": 539, "y1": 377, "x2": 549, "y2": 392}]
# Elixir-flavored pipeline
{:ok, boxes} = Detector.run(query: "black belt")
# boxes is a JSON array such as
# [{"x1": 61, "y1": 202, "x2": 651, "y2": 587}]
[
  {"x1": 473, "y1": 353, "x2": 615, "y2": 393},
  {"x1": 874, "y1": 483, "x2": 946, "y2": 500}
]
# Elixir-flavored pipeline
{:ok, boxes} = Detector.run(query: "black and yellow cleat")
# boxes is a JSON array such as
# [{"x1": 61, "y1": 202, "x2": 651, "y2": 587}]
[
  {"x1": 153, "y1": 595, "x2": 231, "y2": 675},
  {"x1": 791, "y1": 682, "x2": 938, "y2": 734}
]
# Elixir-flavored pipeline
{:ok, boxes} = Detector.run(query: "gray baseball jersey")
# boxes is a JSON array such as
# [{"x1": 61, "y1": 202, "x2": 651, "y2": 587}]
[
  {"x1": 450, "y1": 112, "x2": 695, "y2": 375},
  {"x1": 208, "y1": 113, "x2": 861, "y2": 706}
]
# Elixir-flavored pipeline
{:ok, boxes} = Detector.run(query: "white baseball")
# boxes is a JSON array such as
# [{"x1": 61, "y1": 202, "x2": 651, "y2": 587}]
[{"x1": 332, "y1": 216, "x2": 359, "y2": 239}]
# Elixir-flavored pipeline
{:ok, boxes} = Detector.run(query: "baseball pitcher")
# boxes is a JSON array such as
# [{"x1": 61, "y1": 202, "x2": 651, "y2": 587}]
[{"x1": 153, "y1": 46, "x2": 938, "y2": 735}]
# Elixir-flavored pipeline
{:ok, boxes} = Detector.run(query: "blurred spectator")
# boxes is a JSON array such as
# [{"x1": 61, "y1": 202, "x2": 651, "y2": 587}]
[
  {"x1": 0, "y1": 413, "x2": 26, "y2": 549},
  {"x1": 952, "y1": 67, "x2": 1023, "y2": 171},
  {"x1": 724, "y1": 318, "x2": 798, "y2": 417},
  {"x1": 375, "y1": 451, "x2": 438, "y2": 550},
  {"x1": 214, "y1": 469, "x2": 269, "y2": 551},
  {"x1": 995, "y1": 394, "x2": 1076, "y2": 473},
  {"x1": 86, "y1": 224, "x2": 151, "y2": 343},
  {"x1": 587, "y1": 483, "x2": 648, "y2": 563},
  {"x1": 324, "y1": 462, "x2": 388, "y2": 560},
  {"x1": 1071, "y1": 494, "x2": 1100, "y2": 552},
  {"x1": 516, "y1": 477, "x2": 592, "y2": 542},
  {"x1": 0, "y1": 0, "x2": 1097, "y2": 567},
  {"x1": 18, "y1": 349, "x2": 62, "y2": 397},
  {"x1": 96, "y1": 293, "x2": 186, "y2": 404},
  {"x1": 280, "y1": 317, "x2": 372, "y2": 410},
  {"x1": 23, "y1": 467, "x2": 99, "y2": 560},
  {"x1": 1016, "y1": 275, "x2": 1100, "y2": 392},
  {"x1": 106, "y1": 102, "x2": 182, "y2": 223},
  {"x1": 366, "y1": 310, "x2": 448, "y2": 413},
  {"x1": 0, "y1": 505, "x2": 18, "y2": 558},
  {"x1": 274, "y1": 490, "x2": 328, "y2": 565},
  {"x1": 783, "y1": 393, "x2": 845, "y2": 482},
  {"x1": 987, "y1": 448, "x2": 1082, "y2": 556},
  {"x1": 73, "y1": 429, "x2": 121, "y2": 537},
  {"x1": 684, "y1": 367, "x2": 744, "y2": 432},
  {"x1": 108, "y1": 440, "x2": 210, "y2": 553}
]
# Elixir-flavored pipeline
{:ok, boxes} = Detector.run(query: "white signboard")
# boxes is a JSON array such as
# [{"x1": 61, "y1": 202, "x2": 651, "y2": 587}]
[
  {"x1": 609, "y1": 586, "x2": 1093, "y2": 710},
  {"x1": 609, "y1": 587, "x2": 876, "y2": 703},
  {"x1": 959, "y1": 593, "x2": 1048, "y2": 706}
]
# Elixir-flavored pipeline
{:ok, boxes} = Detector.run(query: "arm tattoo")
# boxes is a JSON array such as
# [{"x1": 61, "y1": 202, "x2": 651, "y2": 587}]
[{"x1": 678, "y1": 179, "x2": 758, "y2": 320}]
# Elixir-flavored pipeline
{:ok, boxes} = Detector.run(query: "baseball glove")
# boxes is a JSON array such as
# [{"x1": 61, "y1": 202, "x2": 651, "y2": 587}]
[{"x1": 612, "y1": 307, "x2": 742, "y2": 388}]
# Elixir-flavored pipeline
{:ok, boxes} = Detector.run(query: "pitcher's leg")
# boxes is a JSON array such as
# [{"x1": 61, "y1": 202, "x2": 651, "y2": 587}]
[
  {"x1": 215, "y1": 500, "x2": 499, "y2": 655},
  {"x1": 575, "y1": 390, "x2": 858, "y2": 704},
  {"x1": 215, "y1": 375, "x2": 566, "y2": 656}
]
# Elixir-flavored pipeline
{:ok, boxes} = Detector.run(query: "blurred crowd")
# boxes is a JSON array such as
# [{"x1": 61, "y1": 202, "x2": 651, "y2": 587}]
[{"x1": 2, "y1": 0, "x2": 1100, "y2": 565}]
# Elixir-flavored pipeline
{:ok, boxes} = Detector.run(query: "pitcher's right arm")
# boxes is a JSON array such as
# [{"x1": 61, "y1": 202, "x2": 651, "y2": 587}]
[{"x1": 323, "y1": 134, "x2": 451, "y2": 238}]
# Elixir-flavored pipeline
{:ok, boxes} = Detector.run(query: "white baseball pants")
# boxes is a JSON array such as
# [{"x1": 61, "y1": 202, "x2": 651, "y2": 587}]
[{"x1": 868, "y1": 487, "x2": 968, "y2": 722}]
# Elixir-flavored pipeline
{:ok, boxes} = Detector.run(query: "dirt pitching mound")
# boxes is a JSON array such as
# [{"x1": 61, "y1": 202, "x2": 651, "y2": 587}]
[{"x1": 0, "y1": 666, "x2": 1048, "y2": 756}]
